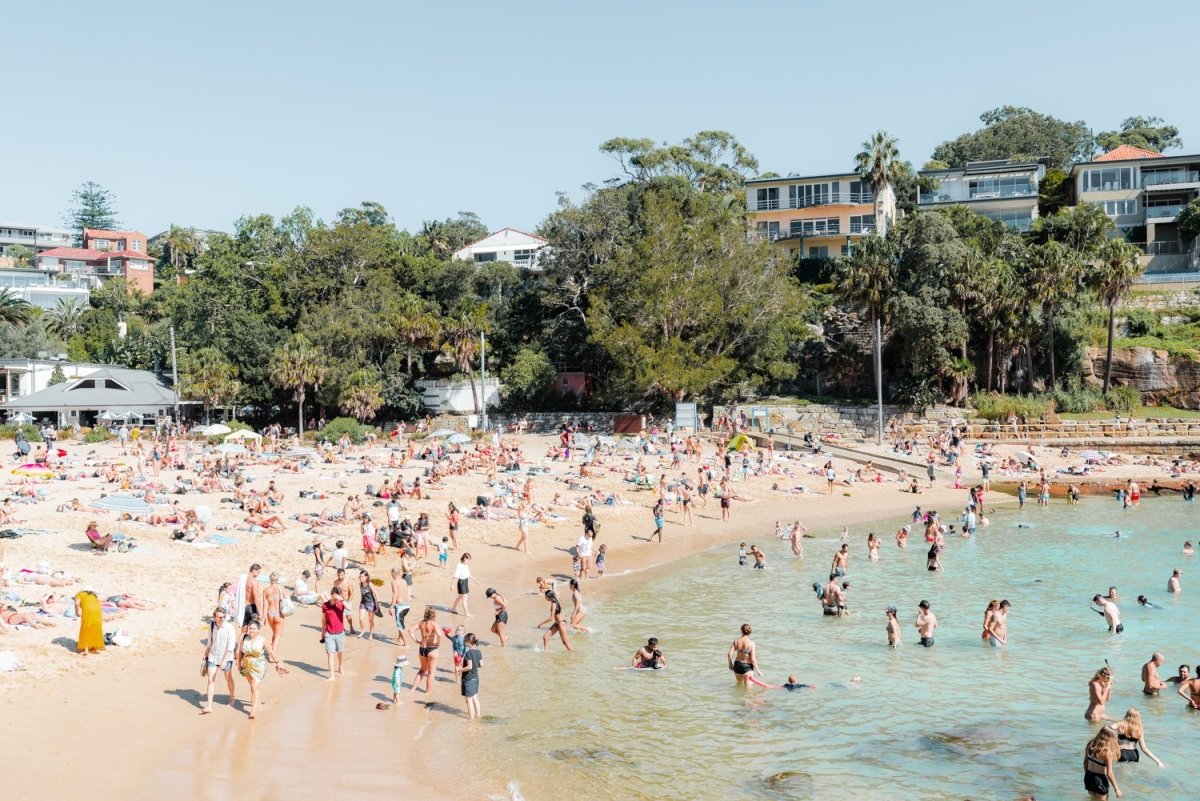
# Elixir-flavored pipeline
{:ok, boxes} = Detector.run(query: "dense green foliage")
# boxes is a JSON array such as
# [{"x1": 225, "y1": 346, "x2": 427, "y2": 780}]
[
  {"x1": 1095, "y1": 117, "x2": 1182, "y2": 154},
  {"x1": 932, "y1": 106, "x2": 1095, "y2": 170},
  {"x1": 63, "y1": 181, "x2": 120, "y2": 244}
]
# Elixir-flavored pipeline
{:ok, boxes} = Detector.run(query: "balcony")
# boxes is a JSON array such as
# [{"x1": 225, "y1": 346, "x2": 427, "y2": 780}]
[
  {"x1": 848, "y1": 222, "x2": 875, "y2": 234},
  {"x1": 757, "y1": 192, "x2": 874, "y2": 212},
  {"x1": 1145, "y1": 203, "x2": 1186, "y2": 221},
  {"x1": 1142, "y1": 170, "x2": 1200, "y2": 189},
  {"x1": 920, "y1": 185, "x2": 1037, "y2": 204}
]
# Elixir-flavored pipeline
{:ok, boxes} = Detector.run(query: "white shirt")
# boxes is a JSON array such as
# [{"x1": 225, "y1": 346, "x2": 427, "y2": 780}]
[
  {"x1": 206, "y1": 620, "x2": 236, "y2": 663},
  {"x1": 331, "y1": 547, "x2": 348, "y2": 569},
  {"x1": 577, "y1": 536, "x2": 593, "y2": 558},
  {"x1": 386, "y1": 503, "x2": 400, "y2": 523},
  {"x1": 294, "y1": 576, "x2": 309, "y2": 595},
  {"x1": 453, "y1": 562, "x2": 471, "y2": 580}
]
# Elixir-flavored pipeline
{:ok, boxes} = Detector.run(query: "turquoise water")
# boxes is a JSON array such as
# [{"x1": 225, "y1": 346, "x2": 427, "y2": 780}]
[{"x1": 441, "y1": 497, "x2": 1200, "y2": 801}]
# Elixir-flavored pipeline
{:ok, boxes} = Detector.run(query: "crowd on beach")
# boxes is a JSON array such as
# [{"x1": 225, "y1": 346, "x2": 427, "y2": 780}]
[{"x1": 4, "y1": 409, "x2": 1200, "y2": 798}]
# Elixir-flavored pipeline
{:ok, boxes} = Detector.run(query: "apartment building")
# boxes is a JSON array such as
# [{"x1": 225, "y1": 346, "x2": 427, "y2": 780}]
[
  {"x1": 453, "y1": 228, "x2": 548, "y2": 270},
  {"x1": 917, "y1": 159, "x2": 1047, "y2": 231},
  {"x1": 1070, "y1": 145, "x2": 1200, "y2": 274},
  {"x1": 33, "y1": 227, "x2": 154, "y2": 293},
  {"x1": 0, "y1": 223, "x2": 72, "y2": 259},
  {"x1": 745, "y1": 172, "x2": 878, "y2": 259}
]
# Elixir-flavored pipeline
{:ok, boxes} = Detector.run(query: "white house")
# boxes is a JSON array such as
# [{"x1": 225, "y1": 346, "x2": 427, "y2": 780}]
[
  {"x1": 453, "y1": 228, "x2": 548, "y2": 270},
  {"x1": 417, "y1": 378, "x2": 501, "y2": 414}
]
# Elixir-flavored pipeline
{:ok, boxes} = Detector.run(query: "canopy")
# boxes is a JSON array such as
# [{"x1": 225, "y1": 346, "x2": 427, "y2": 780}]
[
  {"x1": 98, "y1": 412, "x2": 115, "y2": 421},
  {"x1": 12, "y1": 464, "x2": 54, "y2": 477},
  {"x1": 727, "y1": 433, "x2": 752, "y2": 452},
  {"x1": 7, "y1": 412, "x2": 34, "y2": 423},
  {"x1": 202, "y1": 423, "x2": 232, "y2": 436},
  {"x1": 447, "y1": 433, "x2": 471, "y2": 444},
  {"x1": 214, "y1": 443, "x2": 247, "y2": 455},
  {"x1": 224, "y1": 430, "x2": 262, "y2": 442},
  {"x1": 424, "y1": 428, "x2": 456, "y2": 440},
  {"x1": 90, "y1": 494, "x2": 154, "y2": 515}
]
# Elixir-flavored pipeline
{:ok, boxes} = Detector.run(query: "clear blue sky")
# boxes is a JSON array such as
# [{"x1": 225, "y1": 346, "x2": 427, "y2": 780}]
[{"x1": 5, "y1": 0, "x2": 1198, "y2": 237}]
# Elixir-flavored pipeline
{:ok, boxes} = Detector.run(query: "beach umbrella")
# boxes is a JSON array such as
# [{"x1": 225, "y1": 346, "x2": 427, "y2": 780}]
[
  {"x1": 90, "y1": 494, "x2": 154, "y2": 515},
  {"x1": 447, "y1": 433, "x2": 471, "y2": 444},
  {"x1": 202, "y1": 423, "x2": 232, "y2": 436},
  {"x1": 12, "y1": 464, "x2": 54, "y2": 478},
  {"x1": 98, "y1": 412, "x2": 115, "y2": 422},
  {"x1": 215, "y1": 443, "x2": 248, "y2": 455},
  {"x1": 424, "y1": 428, "x2": 455, "y2": 439},
  {"x1": 1014, "y1": 450, "x2": 1038, "y2": 466},
  {"x1": 7, "y1": 412, "x2": 34, "y2": 423},
  {"x1": 224, "y1": 430, "x2": 262, "y2": 441}
]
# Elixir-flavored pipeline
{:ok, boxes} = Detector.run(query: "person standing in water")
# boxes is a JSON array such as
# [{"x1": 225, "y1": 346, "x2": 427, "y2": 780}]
[
  {"x1": 1083, "y1": 727, "x2": 1122, "y2": 800},
  {"x1": 983, "y1": 599, "x2": 1009, "y2": 647},
  {"x1": 831, "y1": 544, "x2": 849, "y2": 578},
  {"x1": 1086, "y1": 665, "x2": 1114, "y2": 722},
  {"x1": 1142, "y1": 653, "x2": 1166, "y2": 695},
  {"x1": 485, "y1": 587, "x2": 508, "y2": 647},
  {"x1": 460, "y1": 633, "x2": 482, "y2": 720},
  {"x1": 1107, "y1": 708, "x2": 1164, "y2": 767},
  {"x1": 727, "y1": 623, "x2": 762, "y2": 686},
  {"x1": 541, "y1": 590, "x2": 574, "y2": 652},
  {"x1": 1176, "y1": 665, "x2": 1200, "y2": 709},
  {"x1": 1092, "y1": 594, "x2": 1123, "y2": 634},
  {"x1": 1167, "y1": 569, "x2": 1182, "y2": 593},
  {"x1": 915, "y1": 600, "x2": 937, "y2": 647},
  {"x1": 885, "y1": 606, "x2": 901, "y2": 648},
  {"x1": 631, "y1": 638, "x2": 666, "y2": 669},
  {"x1": 789, "y1": 522, "x2": 806, "y2": 558}
]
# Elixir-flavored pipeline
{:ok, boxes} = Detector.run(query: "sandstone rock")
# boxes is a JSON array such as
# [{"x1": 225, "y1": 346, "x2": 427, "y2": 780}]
[{"x1": 1083, "y1": 347, "x2": 1200, "y2": 409}]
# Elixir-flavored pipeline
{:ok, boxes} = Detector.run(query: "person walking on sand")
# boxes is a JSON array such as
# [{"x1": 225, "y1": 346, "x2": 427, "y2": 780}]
[
  {"x1": 727, "y1": 623, "x2": 765, "y2": 687},
  {"x1": 650, "y1": 498, "x2": 664, "y2": 542},
  {"x1": 321, "y1": 587, "x2": 347, "y2": 681},
  {"x1": 541, "y1": 590, "x2": 573, "y2": 652},
  {"x1": 201, "y1": 606, "x2": 237, "y2": 714},
  {"x1": 515, "y1": 502, "x2": 530, "y2": 553},
  {"x1": 1142, "y1": 653, "x2": 1166, "y2": 696},
  {"x1": 486, "y1": 587, "x2": 508, "y2": 646},
  {"x1": 915, "y1": 600, "x2": 937, "y2": 647},
  {"x1": 577, "y1": 531, "x2": 594, "y2": 579},
  {"x1": 236, "y1": 618, "x2": 285, "y2": 719},
  {"x1": 446, "y1": 502, "x2": 460, "y2": 551},
  {"x1": 357, "y1": 569, "x2": 380, "y2": 640},
  {"x1": 410, "y1": 606, "x2": 442, "y2": 696},
  {"x1": 262, "y1": 571, "x2": 287, "y2": 655},
  {"x1": 449, "y1": 553, "x2": 473, "y2": 617},
  {"x1": 361, "y1": 513, "x2": 377, "y2": 567},
  {"x1": 389, "y1": 566, "x2": 411, "y2": 646}
]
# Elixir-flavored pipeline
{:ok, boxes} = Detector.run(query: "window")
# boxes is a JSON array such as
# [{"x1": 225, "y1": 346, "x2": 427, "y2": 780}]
[
  {"x1": 1082, "y1": 167, "x2": 1133, "y2": 192},
  {"x1": 104, "y1": 379, "x2": 128, "y2": 390},
  {"x1": 849, "y1": 214, "x2": 875, "y2": 234},
  {"x1": 788, "y1": 183, "x2": 835, "y2": 208},
  {"x1": 756, "y1": 221, "x2": 781, "y2": 239},
  {"x1": 1092, "y1": 199, "x2": 1136, "y2": 216},
  {"x1": 513, "y1": 249, "x2": 536, "y2": 263},
  {"x1": 969, "y1": 175, "x2": 1034, "y2": 198},
  {"x1": 473, "y1": 252, "x2": 496, "y2": 263},
  {"x1": 981, "y1": 208, "x2": 1034, "y2": 231},
  {"x1": 808, "y1": 246, "x2": 828, "y2": 258},
  {"x1": 756, "y1": 187, "x2": 780, "y2": 210},
  {"x1": 848, "y1": 180, "x2": 873, "y2": 204},
  {"x1": 69, "y1": 380, "x2": 95, "y2": 390},
  {"x1": 131, "y1": 240, "x2": 142, "y2": 251}
]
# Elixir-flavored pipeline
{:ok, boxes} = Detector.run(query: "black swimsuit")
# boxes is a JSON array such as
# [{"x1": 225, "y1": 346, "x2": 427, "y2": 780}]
[{"x1": 1084, "y1": 755, "x2": 1110, "y2": 795}]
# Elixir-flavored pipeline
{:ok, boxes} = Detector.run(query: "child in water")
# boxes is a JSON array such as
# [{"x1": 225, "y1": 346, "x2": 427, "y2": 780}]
[
  {"x1": 595, "y1": 544, "x2": 607, "y2": 577},
  {"x1": 738, "y1": 542, "x2": 748, "y2": 566}
]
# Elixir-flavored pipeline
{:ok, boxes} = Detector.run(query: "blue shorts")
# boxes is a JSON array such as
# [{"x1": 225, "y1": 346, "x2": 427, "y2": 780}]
[
  {"x1": 324, "y1": 632, "x2": 346, "y2": 654},
  {"x1": 207, "y1": 659, "x2": 233, "y2": 672},
  {"x1": 438, "y1": 554, "x2": 448, "y2": 563}
]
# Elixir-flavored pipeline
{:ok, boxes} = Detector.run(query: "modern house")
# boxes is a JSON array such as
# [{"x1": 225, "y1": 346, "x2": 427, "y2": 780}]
[
  {"x1": 1069, "y1": 145, "x2": 1200, "y2": 274},
  {"x1": 0, "y1": 268, "x2": 94, "y2": 309},
  {"x1": 33, "y1": 227, "x2": 155, "y2": 293},
  {"x1": 0, "y1": 366, "x2": 179, "y2": 427},
  {"x1": 745, "y1": 172, "x2": 880, "y2": 259},
  {"x1": 917, "y1": 159, "x2": 1047, "y2": 231},
  {"x1": 0, "y1": 223, "x2": 72, "y2": 260},
  {"x1": 453, "y1": 228, "x2": 548, "y2": 270}
]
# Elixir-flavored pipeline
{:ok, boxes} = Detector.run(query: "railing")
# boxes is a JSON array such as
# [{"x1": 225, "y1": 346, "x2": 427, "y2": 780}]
[
  {"x1": 1130, "y1": 240, "x2": 1186, "y2": 255},
  {"x1": 1137, "y1": 269, "x2": 1200, "y2": 283},
  {"x1": 1145, "y1": 203, "x2": 1186, "y2": 220},
  {"x1": 968, "y1": 418, "x2": 1200, "y2": 440},
  {"x1": 788, "y1": 226, "x2": 840, "y2": 238},
  {"x1": 849, "y1": 222, "x2": 876, "y2": 234},
  {"x1": 756, "y1": 192, "x2": 875, "y2": 212},
  {"x1": 755, "y1": 198, "x2": 780, "y2": 210},
  {"x1": 920, "y1": 187, "x2": 1037, "y2": 204},
  {"x1": 1142, "y1": 170, "x2": 1200, "y2": 187}
]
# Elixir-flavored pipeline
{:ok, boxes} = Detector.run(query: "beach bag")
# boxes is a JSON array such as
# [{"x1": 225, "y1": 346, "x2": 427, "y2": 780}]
[{"x1": 280, "y1": 597, "x2": 295, "y2": 618}]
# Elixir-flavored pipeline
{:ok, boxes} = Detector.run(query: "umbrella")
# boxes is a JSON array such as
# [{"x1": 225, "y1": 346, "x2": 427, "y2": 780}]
[
  {"x1": 1014, "y1": 450, "x2": 1038, "y2": 466},
  {"x1": 424, "y1": 428, "x2": 455, "y2": 440},
  {"x1": 98, "y1": 412, "x2": 115, "y2": 422},
  {"x1": 117, "y1": 411, "x2": 143, "y2": 420},
  {"x1": 447, "y1": 433, "x2": 471, "y2": 445},
  {"x1": 224, "y1": 430, "x2": 262, "y2": 441},
  {"x1": 7, "y1": 412, "x2": 34, "y2": 423},
  {"x1": 215, "y1": 443, "x2": 248, "y2": 455},
  {"x1": 202, "y1": 423, "x2": 232, "y2": 436},
  {"x1": 91, "y1": 494, "x2": 154, "y2": 515},
  {"x1": 12, "y1": 464, "x2": 54, "y2": 478}
]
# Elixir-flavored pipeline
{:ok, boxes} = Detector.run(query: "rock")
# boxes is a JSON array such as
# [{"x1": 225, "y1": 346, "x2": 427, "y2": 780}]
[{"x1": 1083, "y1": 347, "x2": 1200, "y2": 409}]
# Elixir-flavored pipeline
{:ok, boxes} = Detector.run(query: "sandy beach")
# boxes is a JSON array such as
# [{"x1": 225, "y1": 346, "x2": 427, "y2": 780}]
[{"x1": 1, "y1": 430, "x2": 1196, "y2": 800}]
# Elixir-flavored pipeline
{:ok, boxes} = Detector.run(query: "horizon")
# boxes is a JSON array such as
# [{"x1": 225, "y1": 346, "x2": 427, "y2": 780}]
[{"x1": 4, "y1": 0, "x2": 1199, "y2": 237}]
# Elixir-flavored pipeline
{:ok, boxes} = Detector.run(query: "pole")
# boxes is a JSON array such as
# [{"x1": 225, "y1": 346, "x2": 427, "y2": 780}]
[
  {"x1": 874, "y1": 317, "x2": 883, "y2": 446},
  {"x1": 169, "y1": 325, "x2": 180, "y2": 425},
  {"x1": 479, "y1": 332, "x2": 487, "y2": 432}
]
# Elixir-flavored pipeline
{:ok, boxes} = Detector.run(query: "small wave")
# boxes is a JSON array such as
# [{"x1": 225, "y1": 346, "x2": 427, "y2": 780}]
[{"x1": 506, "y1": 781, "x2": 526, "y2": 800}]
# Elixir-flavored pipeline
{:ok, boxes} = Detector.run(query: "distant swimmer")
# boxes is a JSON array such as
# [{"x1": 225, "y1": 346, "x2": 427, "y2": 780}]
[
  {"x1": 1138, "y1": 596, "x2": 1161, "y2": 610},
  {"x1": 1184, "y1": 541, "x2": 1194, "y2": 556},
  {"x1": 776, "y1": 675, "x2": 815, "y2": 691}
]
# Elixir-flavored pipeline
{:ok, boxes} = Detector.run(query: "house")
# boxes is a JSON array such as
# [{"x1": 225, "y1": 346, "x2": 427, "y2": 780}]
[
  {"x1": 33, "y1": 227, "x2": 155, "y2": 293},
  {"x1": 744, "y1": 172, "x2": 880, "y2": 259},
  {"x1": 0, "y1": 359, "x2": 105, "y2": 405},
  {"x1": 453, "y1": 228, "x2": 548, "y2": 270},
  {"x1": 0, "y1": 268, "x2": 94, "y2": 309},
  {"x1": 417, "y1": 378, "x2": 501, "y2": 414},
  {"x1": 1069, "y1": 146, "x2": 1200, "y2": 274},
  {"x1": 0, "y1": 223, "x2": 72, "y2": 261},
  {"x1": 0, "y1": 366, "x2": 179, "y2": 427},
  {"x1": 917, "y1": 159, "x2": 1047, "y2": 231}
]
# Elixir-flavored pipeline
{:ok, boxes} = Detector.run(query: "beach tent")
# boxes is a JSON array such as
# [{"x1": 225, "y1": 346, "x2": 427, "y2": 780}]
[
  {"x1": 202, "y1": 423, "x2": 232, "y2": 436},
  {"x1": 7, "y1": 412, "x2": 34, "y2": 423},
  {"x1": 727, "y1": 433, "x2": 752, "y2": 451},
  {"x1": 224, "y1": 430, "x2": 262, "y2": 442}
]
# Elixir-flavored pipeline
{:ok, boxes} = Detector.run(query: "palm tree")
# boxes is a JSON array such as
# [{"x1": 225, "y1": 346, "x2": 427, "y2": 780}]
[
  {"x1": 46, "y1": 297, "x2": 84, "y2": 340},
  {"x1": 1029, "y1": 241, "x2": 1083, "y2": 390},
  {"x1": 270, "y1": 335, "x2": 327, "y2": 433},
  {"x1": 833, "y1": 235, "x2": 894, "y2": 434},
  {"x1": 340, "y1": 368, "x2": 384, "y2": 422},
  {"x1": 181, "y1": 347, "x2": 241, "y2": 423},
  {"x1": 440, "y1": 303, "x2": 489, "y2": 416},
  {"x1": 0, "y1": 289, "x2": 33, "y2": 326},
  {"x1": 854, "y1": 131, "x2": 903, "y2": 236},
  {"x1": 1089, "y1": 239, "x2": 1145, "y2": 393},
  {"x1": 160, "y1": 225, "x2": 201, "y2": 273},
  {"x1": 393, "y1": 295, "x2": 441, "y2": 376}
]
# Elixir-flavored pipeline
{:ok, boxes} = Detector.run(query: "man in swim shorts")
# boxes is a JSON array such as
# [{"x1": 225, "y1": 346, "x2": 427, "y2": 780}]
[
  {"x1": 915, "y1": 600, "x2": 937, "y2": 647},
  {"x1": 1142, "y1": 653, "x2": 1166, "y2": 695},
  {"x1": 1092, "y1": 594, "x2": 1123, "y2": 634},
  {"x1": 632, "y1": 637, "x2": 666, "y2": 669}
]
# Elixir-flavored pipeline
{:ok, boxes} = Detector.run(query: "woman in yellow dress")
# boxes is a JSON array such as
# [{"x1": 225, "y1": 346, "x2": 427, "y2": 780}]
[{"x1": 74, "y1": 590, "x2": 104, "y2": 654}]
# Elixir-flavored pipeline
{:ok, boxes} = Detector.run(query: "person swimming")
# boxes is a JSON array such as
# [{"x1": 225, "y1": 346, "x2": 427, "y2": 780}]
[
  {"x1": 780, "y1": 674, "x2": 814, "y2": 690},
  {"x1": 1138, "y1": 595, "x2": 1161, "y2": 609}
]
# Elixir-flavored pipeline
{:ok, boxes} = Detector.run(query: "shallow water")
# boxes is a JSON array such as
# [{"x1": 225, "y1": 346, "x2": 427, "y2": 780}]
[{"x1": 433, "y1": 496, "x2": 1200, "y2": 801}]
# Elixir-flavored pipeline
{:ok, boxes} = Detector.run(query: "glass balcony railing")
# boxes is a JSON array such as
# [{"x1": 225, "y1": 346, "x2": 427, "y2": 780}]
[
  {"x1": 920, "y1": 186, "x2": 1037, "y2": 204},
  {"x1": 1142, "y1": 170, "x2": 1200, "y2": 188},
  {"x1": 1145, "y1": 203, "x2": 1185, "y2": 220}
]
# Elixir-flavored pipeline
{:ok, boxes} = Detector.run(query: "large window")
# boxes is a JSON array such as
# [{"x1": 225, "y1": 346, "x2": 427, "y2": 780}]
[
  {"x1": 513, "y1": 249, "x2": 536, "y2": 264},
  {"x1": 473, "y1": 252, "x2": 496, "y2": 263},
  {"x1": 849, "y1": 214, "x2": 875, "y2": 234},
  {"x1": 788, "y1": 183, "x2": 836, "y2": 208},
  {"x1": 756, "y1": 221, "x2": 781, "y2": 239},
  {"x1": 808, "y1": 246, "x2": 829, "y2": 258},
  {"x1": 756, "y1": 187, "x2": 780, "y2": 210},
  {"x1": 981, "y1": 208, "x2": 1034, "y2": 231},
  {"x1": 969, "y1": 175, "x2": 1034, "y2": 198},
  {"x1": 1092, "y1": 199, "x2": 1137, "y2": 216},
  {"x1": 848, "y1": 180, "x2": 873, "y2": 204},
  {"x1": 1082, "y1": 167, "x2": 1133, "y2": 192}
]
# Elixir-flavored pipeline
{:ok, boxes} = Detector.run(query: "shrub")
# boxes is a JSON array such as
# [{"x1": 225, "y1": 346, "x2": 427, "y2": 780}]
[
  {"x1": 83, "y1": 428, "x2": 111, "y2": 443},
  {"x1": 1122, "y1": 309, "x2": 1159, "y2": 338},
  {"x1": 968, "y1": 393, "x2": 1051, "y2": 421},
  {"x1": 317, "y1": 416, "x2": 371, "y2": 445},
  {"x1": 1104, "y1": 386, "x2": 1141, "y2": 414},
  {"x1": 1050, "y1": 376, "x2": 1104, "y2": 414},
  {"x1": 0, "y1": 424, "x2": 43, "y2": 442}
]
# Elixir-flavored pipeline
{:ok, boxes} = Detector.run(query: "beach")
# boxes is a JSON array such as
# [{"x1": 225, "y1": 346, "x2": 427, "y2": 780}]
[{"x1": 1, "y1": 430, "x2": 1196, "y2": 800}]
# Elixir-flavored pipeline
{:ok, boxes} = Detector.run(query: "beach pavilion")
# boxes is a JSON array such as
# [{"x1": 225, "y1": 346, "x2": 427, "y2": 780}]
[{"x1": 0, "y1": 366, "x2": 182, "y2": 428}]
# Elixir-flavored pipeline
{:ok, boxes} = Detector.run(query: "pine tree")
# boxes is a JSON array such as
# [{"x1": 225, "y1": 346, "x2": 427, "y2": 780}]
[{"x1": 63, "y1": 182, "x2": 120, "y2": 244}]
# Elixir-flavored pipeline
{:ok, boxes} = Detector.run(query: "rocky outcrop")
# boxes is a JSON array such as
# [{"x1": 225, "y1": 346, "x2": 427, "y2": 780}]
[{"x1": 1083, "y1": 347, "x2": 1200, "y2": 408}]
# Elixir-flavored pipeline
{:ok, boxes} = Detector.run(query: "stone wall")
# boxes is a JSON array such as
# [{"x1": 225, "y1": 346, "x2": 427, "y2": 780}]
[
  {"x1": 428, "y1": 411, "x2": 624, "y2": 433},
  {"x1": 712, "y1": 403, "x2": 964, "y2": 440}
]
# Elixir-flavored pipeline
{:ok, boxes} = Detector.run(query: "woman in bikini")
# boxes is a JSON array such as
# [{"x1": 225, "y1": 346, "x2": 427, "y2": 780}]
[
  {"x1": 357, "y1": 570, "x2": 379, "y2": 640},
  {"x1": 541, "y1": 590, "x2": 573, "y2": 652},
  {"x1": 486, "y1": 587, "x2": 509, "y2": 647},
  {"x1": 1087, "y1": 666, "x2": 1115, "y2": 722},
  {"x1": 262, "y1": 572, "x2": 286, "y2": 655},
  {"x1": 569, "y1": 578, "x2": 589, "y2": 632},
  {"x1": 1083, "y1": 726, "x2": 1122, "y2": 800},
  {"x1": 727, "y1": 623, "x2": 763, "y2": 687},
  {"x1": 409, "y1": 606, "x2": 441, "y2": 696}
]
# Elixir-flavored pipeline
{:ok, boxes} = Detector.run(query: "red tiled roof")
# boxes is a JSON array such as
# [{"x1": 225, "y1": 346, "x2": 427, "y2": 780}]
[
  {"x1": 36, "y1": 247, "x2": 101, "y2": 260},
  {"x1": 83, "y1": 227, "x2": 146, "y2": 239},
  {"x1": 1095, "y1": 145, "x2": 1163, "y2": 162},
  {"x1": 101, "y1": 250, "x2": 151, "y2": 260}
]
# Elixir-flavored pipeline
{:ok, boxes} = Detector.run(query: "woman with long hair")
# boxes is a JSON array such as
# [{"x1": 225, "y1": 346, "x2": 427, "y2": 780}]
[
  {"x1": 1108, "y1": 708, "x2": 1164, "y2": 767},
  {"x1": 409, "y1": 606, "x2": 441, "y2": 696},
  {"x1": 235, "y1": 618, "x2": 286, "y2": 719},
  {"x1": 1087, "y1": 666, "x2": 1114, "y2": 722},
  {"x1": 1083, "y1": 726, "x2": 1121, "y2": 799},
  {"x1": 262, "y1": 572, "x2": 286, "y2": 655},
  {"x1": 357, "y1": 570, "x2": 379, "y2": 640},
  {"x1": 449, "y1": 553, "x2": 473, "y2": 617}
]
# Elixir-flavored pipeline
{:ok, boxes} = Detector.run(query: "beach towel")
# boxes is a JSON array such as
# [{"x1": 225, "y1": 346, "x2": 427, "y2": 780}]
[{"x1": 234, "y1": 573, "x2": 248, "y2": 629}]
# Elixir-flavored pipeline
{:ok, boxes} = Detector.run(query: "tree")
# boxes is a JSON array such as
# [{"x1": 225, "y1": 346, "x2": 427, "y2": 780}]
[
  {"x1": 270, "y1": 335, "x2": 326, "y2": 433},
  {"x1": 1032, "y1": 204, "x2": 1114, "y2": 256},
  {"x1": 63, "y1": 181, "x2": 120, "y2": 244},
  {"x1": 832, "y1": 234, "x2": 895, "y2": 411},
  {"x1": 1179, "y1": 198, "x2": 1200, "y2": 245},
  {"x1": 158, "y1": 225, "x2": 201, "y2": 273},
  {"x1": 5, "y1": 244, "x2": 34, "y2": 268},
  {"x1": 46, "y1": 298, "x2": 85, "y2": 340},
  {"x1": 418, "y1": 212, "x2": 489, "y2": 258},
  {"x1": 1038, "y1": 168, "x2": 1071, "y2": 217},
  {"x1": 931, "y1": 106, "x2": 1094, "y2": 171},
  {"x1": 393, "y1": 294, "x2": 442, "y2": 375},
  {"x1": 1095, "y1": 116, "x2": 1182, "y2": 154},
  {"x1": 339, "y1": 367, "x2": 384, "y2": 422},
  {"x1": 1029, "y1": 241, "x2": 1084, "y2": 389},
  {"x1": 181, "y1": 347, "x2": 241, "y2": 423},
  {"x1": 1088, "y1": 239, "x2": 1144, "y2": 393},
  {"x1": 47, "y1": 364, "x2": 67, "y2": 386},
  {"x1": 601, "y1": 130, "x2": 759, "y2": 194},
  {"x1": 0, "y1": 289, "x2": 33, "y2": 327},
  {"x1": 439, "y1": 303, "x2": 489, "y2": 415},
  {"x1": 854, "y1": 131, "x2": 903, "y2": 236},
  {"x1": 501, "y1": 347, "x2": 556, "y2": 409}
]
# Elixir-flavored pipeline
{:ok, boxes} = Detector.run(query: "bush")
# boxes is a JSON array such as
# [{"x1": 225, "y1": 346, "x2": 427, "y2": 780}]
[
  {"x1": 1104, "y1": 386, "x2": 1141, "y2": 414},
  {"x1": 969, "y1": 393, "x2": 1051, "y2": 421},
  {"x1": 1122, "y1": 309, "x2": 1159, "y2": 338},
  {"x1": 0, "y1": 424, "x2": 43, "y2": 442},
  {"x1": 317, "y1": 416, "x2": 372, "y2": 445},
  {"x1": 83, "y1": 428, "x2": 111, "y2": 443},
  {"x1": 1050, "y1": 376, "x2": 1104, "y2": 414},
  {"x1": 57, "y1": 427, "x2": 75, "y2": 441}
]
